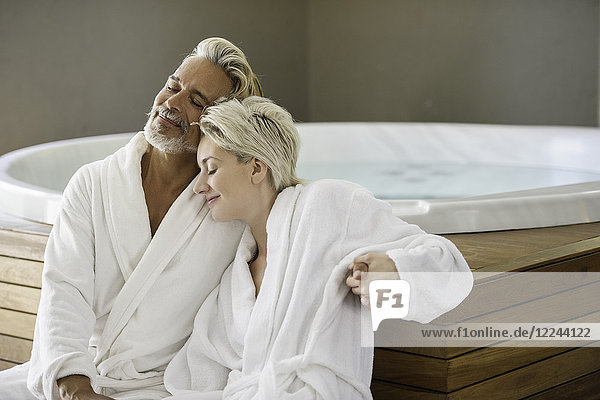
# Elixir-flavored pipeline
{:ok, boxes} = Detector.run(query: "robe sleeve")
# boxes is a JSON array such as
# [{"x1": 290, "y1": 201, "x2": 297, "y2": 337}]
[
  {"x1": 27, "y1": 165, "x2": 99, "y2": 400},
  {"x1": 341, "y1": 188, "x2": 473, "y2": 323}
]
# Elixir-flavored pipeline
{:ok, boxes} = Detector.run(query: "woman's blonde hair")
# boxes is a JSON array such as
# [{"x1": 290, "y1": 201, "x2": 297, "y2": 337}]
[
  {"x1": 199, "y1": 97, "x2": 301, "y2": 192},
  {"x1": 189, "y1": 37, "x2": 263, "y2": 99}
]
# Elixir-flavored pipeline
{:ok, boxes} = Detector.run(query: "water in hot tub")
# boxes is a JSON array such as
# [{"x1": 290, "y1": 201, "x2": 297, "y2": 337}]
[
  {"x1": 8, "y1": 157, "x2": 600, "y2": 200},
  {"x1": 296, "y1": 162, "x2": 600, "y2": 199}
]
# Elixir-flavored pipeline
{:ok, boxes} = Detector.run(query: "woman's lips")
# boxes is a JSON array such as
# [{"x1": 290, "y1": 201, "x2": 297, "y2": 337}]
[{"x1": 207, "y1": 195, "x2": 220, "y2": 206}]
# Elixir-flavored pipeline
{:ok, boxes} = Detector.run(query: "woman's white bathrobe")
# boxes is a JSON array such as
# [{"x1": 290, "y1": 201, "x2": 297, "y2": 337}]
[
  {"x1": 26, "y1": 133, "x2": 245, "y2": 400},
  {"x1": 164, "y1": 180, "x2": 473, "y2": 399}
]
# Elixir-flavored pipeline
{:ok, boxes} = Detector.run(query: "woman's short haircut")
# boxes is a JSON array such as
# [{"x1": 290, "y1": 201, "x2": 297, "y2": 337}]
[
  {"x1": 189, "y1": 37, "x2": 263, "y2": 99},
  {"x1": 200, "y1": 97, "x2": 301, "y2": 192}
]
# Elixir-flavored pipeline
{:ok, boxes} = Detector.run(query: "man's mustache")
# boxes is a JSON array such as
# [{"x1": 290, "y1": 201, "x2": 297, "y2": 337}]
[{"x1": 153, "y1": 106, "x2": 191, "y2": 134}]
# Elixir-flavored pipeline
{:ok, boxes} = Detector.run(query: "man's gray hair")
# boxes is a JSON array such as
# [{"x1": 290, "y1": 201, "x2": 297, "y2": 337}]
[
  {"x1": 200, "y1": 97, "x2": 301, "y2": 192},
  {"x1": 189, "y1": 37, "x2": 263, "y2": 100}
]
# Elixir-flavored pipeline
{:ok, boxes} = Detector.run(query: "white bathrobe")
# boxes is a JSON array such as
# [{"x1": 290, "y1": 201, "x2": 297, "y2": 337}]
[
  {"x1": 164, "y1": 180, "x2": 473, "y2": 400},
  {"x1": 27, "y1": 133, "x2": 245, "y2": 400}
]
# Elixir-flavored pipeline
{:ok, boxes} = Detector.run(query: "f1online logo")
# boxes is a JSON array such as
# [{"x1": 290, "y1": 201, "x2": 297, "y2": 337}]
[{"x1": 369, "y1": 280, "x2": 410, "y2": 331}]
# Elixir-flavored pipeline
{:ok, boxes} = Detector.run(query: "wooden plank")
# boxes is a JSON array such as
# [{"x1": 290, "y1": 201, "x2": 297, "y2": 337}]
[
  {"x1": 0, "y1": 256, "x2": 43, "y2": 288},
  {"x1": 0, "y1": 309, "x2": 36, "y2": 340},
  {"x1": 446, "y1": 347, "x2": 572, "y2": 392},
  {"x1": 0, "y1": 229, "x2": 48, "y2": 262},
  {"x1": 398, "y1": 251, "x2": 600, "y2": 360},
  {"x1": 530, "y1": 251, "x2": 600, "y2": 273},
  {"x1": 463, "y1": 279, "x2": 599, "y2": 325},
  {"x1": 0, "y1": 359, "x2": 19, "y2": 371},
  {"x1": 371, "y1": 379, "x2": 446, "y2": 400},
  {"x1": 0, "y1": 283, "x2": 41, "y2": 314},
  {"x1": 444, "y1": 311, "x2": 600, "y2": 391},
  {"x1": 445, "y1": 222, "x2": 600, "y2": 271},
  {"x1": 392, "y1": 233, "x2": 600, "y2": 360},
  {"x1": 0, "y1": 212, "x2": 52, "y2": 236},
  {"x1": 434, "y1": 284, "x2": 599, "y2": 349},
  {"x1": 0, "y1": 335, "x2": 32, "y2": 364},
  {"x1": 376, "y1": 346, "x2": 479, "y2": 361},
  {"x1": 383, "y1": 277, "x2": 600, "y2": 361},
  {"x1": 373, "y1": 349, "x2": 600, "y2": 399},
  {"x1": 525, "y1": 370, "x2": 600, "y2": 399},
  {"x1": 447, "y1": 347, "x2": 600, "y2": 399},
  {"x1": 373, "y1": 347, "x2": 572, "y2": 392},
  {"x1": 438, "y1": 269, "x2": 600, "y2": 325},
  {"x1": 374, "y1": 309, "x2": 600, "y2": 392},
  {"x1": 476, "y1": 238, "x2": 600, "y2": 273},
  {"x1": 373, "y1": 348, "x2": 447, "y2": 391}
]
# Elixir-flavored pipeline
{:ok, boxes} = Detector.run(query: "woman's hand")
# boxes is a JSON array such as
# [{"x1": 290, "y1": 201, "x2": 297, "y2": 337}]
[
  {"x1": 57, "y1": 375, "x2": 115, "y2": 400},
  {"x1": 346, "y1": 253, "x2": 400, "y2": 305}
]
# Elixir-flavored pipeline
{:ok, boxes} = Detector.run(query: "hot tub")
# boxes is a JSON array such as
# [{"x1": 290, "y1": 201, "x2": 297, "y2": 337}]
[{"x1": 1, "y1": 123, "x2": 599, "y2": 233}]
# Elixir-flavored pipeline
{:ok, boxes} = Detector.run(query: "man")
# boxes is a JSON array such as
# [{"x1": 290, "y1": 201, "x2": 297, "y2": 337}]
[{"x1": 0, "y1": 37, "x2": 263, "y2": 400}]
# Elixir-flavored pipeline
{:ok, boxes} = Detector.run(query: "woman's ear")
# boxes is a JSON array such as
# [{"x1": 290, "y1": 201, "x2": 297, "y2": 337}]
[{"x1": 250, "y1": 158, "x2": 269, "y2": 185}]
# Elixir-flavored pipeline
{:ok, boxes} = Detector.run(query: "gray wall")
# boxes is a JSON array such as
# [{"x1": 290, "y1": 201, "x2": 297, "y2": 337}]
[
  {"x1": 307, "y1": 0, "x2": 599, "y2": 124},
  {"x1": 0, "y1": 0, "x2": 307, "y2": 154},
  {"x1": 1, "y1": 0, "x2": 598, "y2": 155}
]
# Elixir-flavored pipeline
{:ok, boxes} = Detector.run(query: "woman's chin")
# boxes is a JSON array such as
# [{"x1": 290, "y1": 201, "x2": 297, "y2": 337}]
[{"x1": 210, "y1": 211, "x2": 232, "y2": 223}]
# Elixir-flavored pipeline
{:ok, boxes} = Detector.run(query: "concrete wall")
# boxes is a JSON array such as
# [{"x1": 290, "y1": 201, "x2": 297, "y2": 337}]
[
  {"x1": 307, "y1": 0, "x2": 599, "y2": 124},
  {"x1": 1, "y1": 0, "x2": 598, "y2": 155},
  {"x1": 0, "y1": 0, "x2": 307, "y2": 154}
]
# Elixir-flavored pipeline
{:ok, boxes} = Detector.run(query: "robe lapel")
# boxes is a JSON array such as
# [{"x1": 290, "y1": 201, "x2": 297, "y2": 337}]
[
  {"x1": 100, "y1": 133, "x2": 152, "y2": 281},
  {"x1": 96, "y1": 148, "x2": 208, "y2": 364},
  {"x1": 228, "y1": 227, "x2": 258, "y2": 348},
  {"x1": 241, "y1": 185, "x2": 302, "y2": 372}
]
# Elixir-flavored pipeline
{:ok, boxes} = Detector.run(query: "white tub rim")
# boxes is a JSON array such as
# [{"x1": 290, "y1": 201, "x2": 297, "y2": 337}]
[{"x1": 1, "y1": 123, "x2": 599, "y2": 233}]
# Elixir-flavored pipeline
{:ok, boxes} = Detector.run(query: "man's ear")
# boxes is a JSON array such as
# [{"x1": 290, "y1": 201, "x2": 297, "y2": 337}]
[{"x1": 250, "y1": 158, "x2": 269, "y2": 185}]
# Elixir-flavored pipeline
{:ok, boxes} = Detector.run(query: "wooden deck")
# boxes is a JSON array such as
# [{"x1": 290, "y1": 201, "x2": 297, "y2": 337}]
[
  {"x1": 1, "y1": 212, "x2": 599, "y2": 398},
  {"x1": 371, "y1": 222, "x2": 600, "y2": 399}
]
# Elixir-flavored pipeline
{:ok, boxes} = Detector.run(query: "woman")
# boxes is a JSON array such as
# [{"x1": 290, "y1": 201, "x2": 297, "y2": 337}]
[{"x1": 163, "y1": 97, "x2": 472, "y2": 399}]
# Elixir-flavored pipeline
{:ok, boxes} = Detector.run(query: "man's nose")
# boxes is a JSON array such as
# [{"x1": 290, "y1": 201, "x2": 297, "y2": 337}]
[{"x1": 165, "y1": 90, "x2": 185, "y2": 112}]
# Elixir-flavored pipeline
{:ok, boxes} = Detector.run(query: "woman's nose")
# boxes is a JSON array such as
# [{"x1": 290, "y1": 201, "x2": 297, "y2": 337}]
[{"x1": 193, "y1": 176, "x2": 209, "y2": 195}]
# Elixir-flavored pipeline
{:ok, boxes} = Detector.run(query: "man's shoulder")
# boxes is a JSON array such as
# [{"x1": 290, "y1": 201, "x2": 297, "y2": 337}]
[
  {"x1": 71, "y1": 132, "x2": 145, "y2": 181},
  {"x1": 70, "y1": 157, "x2": 108, "y2": 185}
]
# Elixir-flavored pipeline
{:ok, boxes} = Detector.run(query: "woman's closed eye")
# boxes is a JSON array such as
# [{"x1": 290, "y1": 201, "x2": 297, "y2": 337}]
[{"x1": 198, "y1": 167, "x2": 216, "y2": 175}]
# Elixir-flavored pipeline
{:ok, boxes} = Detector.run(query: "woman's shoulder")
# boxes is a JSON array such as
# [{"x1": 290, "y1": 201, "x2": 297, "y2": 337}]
[
  {"x1": 294, "y1": 179, "x2": 375, "y2": 216},
  {"x1": 301, "y1": 179, "x2": 370, "y2": 198}
]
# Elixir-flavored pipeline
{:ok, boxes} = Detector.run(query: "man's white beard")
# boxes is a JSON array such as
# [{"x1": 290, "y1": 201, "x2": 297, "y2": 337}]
[{"x1": 143, "y1": 113, "x2": 196, "y2": 154}]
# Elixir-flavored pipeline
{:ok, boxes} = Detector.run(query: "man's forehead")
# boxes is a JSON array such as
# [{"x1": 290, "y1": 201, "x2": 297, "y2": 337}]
[
  {"x1": 173, "y1": 56, "x2": 213, "y2": 77},
  {"x1": 175, "y1": 55, "x2": 205, "y2": 70}
]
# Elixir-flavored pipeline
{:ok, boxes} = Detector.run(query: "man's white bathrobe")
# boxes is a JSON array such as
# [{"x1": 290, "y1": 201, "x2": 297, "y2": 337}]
[
  {"x1": 26, "y1": 133, "x2": 245, "y2": 399},
  {"x1": 164, "y1": 180, "x2": 473, "y2": 399}
]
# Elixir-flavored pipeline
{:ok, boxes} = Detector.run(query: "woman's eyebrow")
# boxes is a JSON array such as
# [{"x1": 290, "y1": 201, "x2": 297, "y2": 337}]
[{"x1": 200, "y1": 156, "x2": 222, "y2": 164}]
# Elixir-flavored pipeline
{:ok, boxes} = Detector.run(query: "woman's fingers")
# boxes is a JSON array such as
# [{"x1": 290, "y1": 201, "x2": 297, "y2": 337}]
[
  {"x1": 351, "y1": 261, "x2": 369, "y2": 279},
  {"x1": 346, "y1": 261, "x2": 370, "y2": 297}
]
